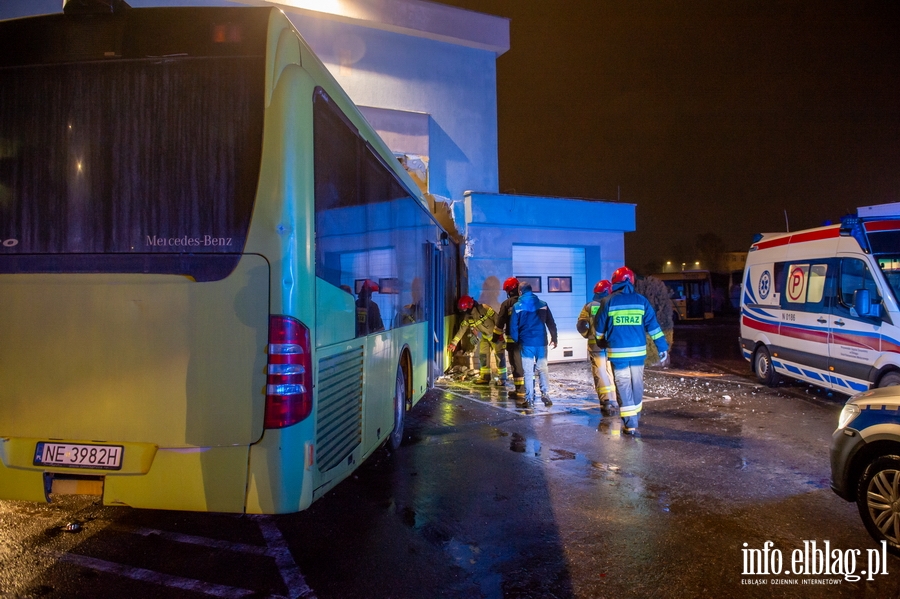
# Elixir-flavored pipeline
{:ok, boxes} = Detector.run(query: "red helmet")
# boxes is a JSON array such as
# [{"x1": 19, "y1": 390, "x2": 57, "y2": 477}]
[
  {"x1": 611, "y1": 266, "x2": 635, "y2": 285},
  {"x1": 359, "y1": 279, "x2": 379, "y2": 293},
  {"x1": 593, "y1": 279, "x2": 612, "y2": 295},
  {"x1": 502, "y1": 277, "x2": 520, "y2": 293},
  {"x1": 458, "y1": 295, "x2": 475, "y2": 311}
]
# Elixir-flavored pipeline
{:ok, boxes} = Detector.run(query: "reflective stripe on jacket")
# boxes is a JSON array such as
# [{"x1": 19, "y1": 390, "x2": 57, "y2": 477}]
[
  {"x1": 593, "y1": 282, "x2": 667, "y2": 367},
  {"x1": 577, "y1": 291, "x2": 609, "y2": 355},
  {"x1": 451, "y1": 303, "x2": 502, "y2": 345}
]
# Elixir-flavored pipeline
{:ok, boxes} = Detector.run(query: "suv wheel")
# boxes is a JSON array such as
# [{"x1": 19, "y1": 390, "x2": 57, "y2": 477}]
[{"x1": 856, "y1": 455, "x2": 900, "y2": 556}]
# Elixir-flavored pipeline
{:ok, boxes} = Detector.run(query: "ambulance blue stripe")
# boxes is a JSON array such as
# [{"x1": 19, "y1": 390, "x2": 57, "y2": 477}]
[
  {"x1": 743, "y1": 270, "x2": 756, "y2": 304},
  {"x1": 784, "y1": 363, "x2": 801, "y2": 375},
  {"x1": 801, "y1": 369, "x2": 824, "y2": 381},
  {"x1": 773, "y1": 357, "x2": 869, "y2": 393},
  {"x1": 744, "y1": 308, "x2": 778, "y2": 323}
]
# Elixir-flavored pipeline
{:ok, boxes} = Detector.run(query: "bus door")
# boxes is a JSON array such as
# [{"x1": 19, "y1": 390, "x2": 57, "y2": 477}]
[
  {"x1": 426, "y1": 242, "x2": 445, "y2": 385},
  {"x1": 684, "y1": 279, "x2": 704, "y2": 319}
]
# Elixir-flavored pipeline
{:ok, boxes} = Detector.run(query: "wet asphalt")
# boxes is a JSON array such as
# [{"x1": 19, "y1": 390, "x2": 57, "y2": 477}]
[{"x1": 2, "y1": 319, "x2": 900, "y2": 598}]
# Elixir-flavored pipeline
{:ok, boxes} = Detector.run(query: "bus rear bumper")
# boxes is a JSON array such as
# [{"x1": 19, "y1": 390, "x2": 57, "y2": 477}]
[{"x1": 0, "y1": 437, "x2": 249, "y2": 513}]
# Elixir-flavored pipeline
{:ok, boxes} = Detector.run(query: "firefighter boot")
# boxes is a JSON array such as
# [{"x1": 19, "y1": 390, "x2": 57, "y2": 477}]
[{"x1": 475, "y1": 355, "x2": 491, "y2": 384}]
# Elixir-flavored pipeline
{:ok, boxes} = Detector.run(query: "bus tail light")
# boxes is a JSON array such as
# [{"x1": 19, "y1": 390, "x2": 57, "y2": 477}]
[{"x1": 265, "y1": 315, "x2": 312, "y2": 428}]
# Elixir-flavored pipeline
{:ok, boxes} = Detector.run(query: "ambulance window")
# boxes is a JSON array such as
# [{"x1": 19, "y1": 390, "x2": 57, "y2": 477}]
[
  {"x1": 807, "y1": 264, "x2": 827, "y2": 303},
  {"x1": 877, "y1": 257, "x2": 900, "y2": 305},
  {"x1": 782, "y1": 263, "x2": 828, "y2": 308},
  {"x1": 773, "y1": 263, "x2": 786, "y2": 295},
  {"x1": 784, "y1": 264, "x2": 810, "y2": 305},
  {"x1": 839, "y1": 259, "x2": 879, "y2": 307}
]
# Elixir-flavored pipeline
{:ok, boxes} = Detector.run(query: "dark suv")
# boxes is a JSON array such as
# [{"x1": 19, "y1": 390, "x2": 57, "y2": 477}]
[{"x1": 830, "y1": 386, "x2": 900, "y2": 555}]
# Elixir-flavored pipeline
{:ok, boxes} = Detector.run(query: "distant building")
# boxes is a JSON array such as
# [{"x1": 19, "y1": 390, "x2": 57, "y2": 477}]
[{"x1": 723, "y1": 251, "x2": 748, "y2": 274}]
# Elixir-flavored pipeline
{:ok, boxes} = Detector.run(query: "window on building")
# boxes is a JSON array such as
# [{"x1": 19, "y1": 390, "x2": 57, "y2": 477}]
[
  {"x1": 517, "y1": 276, "x2": 541, "y2": 292},
  {"x1": 548, "y1": 276, "x2": 572, "y2": 293}
]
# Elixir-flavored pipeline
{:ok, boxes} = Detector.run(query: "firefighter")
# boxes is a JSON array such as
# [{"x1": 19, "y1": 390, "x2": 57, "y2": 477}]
[
  {"x1": 496, "y1": 277, "x2": 526, "y2": 402},
  {"x1": 355, "y1": 279, "x2": 384, "y2": 337},
  {"x1": 593, "y1": 266, "x2": 668, "y2": 436},
  {"x1": 448, "y1": 295, "x2": 507, "y2": 385},
  {"x1": 576, "y1": 279, "x2": 619, "y2": 416}
]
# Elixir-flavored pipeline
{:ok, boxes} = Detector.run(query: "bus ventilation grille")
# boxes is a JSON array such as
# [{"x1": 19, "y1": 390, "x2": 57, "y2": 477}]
[{"x1": 316, "y1": 347, "x2": 364, "y2": 473}]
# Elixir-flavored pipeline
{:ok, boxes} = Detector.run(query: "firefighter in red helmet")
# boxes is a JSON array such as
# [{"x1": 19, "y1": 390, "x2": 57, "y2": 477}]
[
  {"x1": 593, "y1": 266, "x2": 669, "y2": 436},
  {"x1": 496, "y1": 277, "x2": 526, "y2": 403},
  {"x1": 577, "y1": 279, "x2": 618, "y2": 416},
  {"x1": 449, "y1": 295, "x2": 507, "y2": 385},
  {"x1": 355, "y1": 279, "x2": 384, "y2": 337}
]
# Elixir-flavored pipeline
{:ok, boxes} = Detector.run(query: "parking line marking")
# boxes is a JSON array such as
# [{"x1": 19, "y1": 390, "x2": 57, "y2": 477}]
[
  {"x1": 114, "y1": 524, "x2": 270, "y2": 555},
  {"x1": 257, "y1": 517, "x2": 317, "y2": 599},
  {"x1": 56, "y1": 552, "x2": 271, "y2": 598}
]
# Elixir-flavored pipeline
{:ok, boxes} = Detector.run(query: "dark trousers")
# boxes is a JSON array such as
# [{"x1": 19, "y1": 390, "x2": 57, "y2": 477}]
[{"x1": 506, "y1": 341, "x2": 524, "y2": 389}]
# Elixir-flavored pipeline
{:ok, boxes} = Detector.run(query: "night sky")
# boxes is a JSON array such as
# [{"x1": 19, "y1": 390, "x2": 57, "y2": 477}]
[{"x1": 436, "y1": 0, "x2": 900, "y2": 272}]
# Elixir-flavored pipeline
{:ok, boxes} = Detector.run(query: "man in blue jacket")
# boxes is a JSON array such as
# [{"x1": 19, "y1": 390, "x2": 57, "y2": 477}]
[
  {"x1": 510, "y1": 282, "x2": 558, "y2": 408},
  {"x1": 593, "y1": 266, "x2": 668, "y2": 436}
]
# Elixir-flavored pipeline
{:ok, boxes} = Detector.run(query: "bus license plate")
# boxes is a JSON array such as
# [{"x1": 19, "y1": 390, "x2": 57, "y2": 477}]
[{"x1": 34, "y1": 442, "x2": 123, "y2": 470}]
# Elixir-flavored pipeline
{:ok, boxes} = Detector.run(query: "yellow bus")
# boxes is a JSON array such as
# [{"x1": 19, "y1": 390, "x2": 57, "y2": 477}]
[
  {"x1": 654, "y1": 270, "x2": 715, "y2": 321},
  {"x1": 0, "y1": 5, "x2": 456, "y2": 513}
]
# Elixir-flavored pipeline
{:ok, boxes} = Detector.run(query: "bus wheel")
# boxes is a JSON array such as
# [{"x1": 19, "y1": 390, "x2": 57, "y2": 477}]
[
  {"x1": 389, "y1": 363, "x2": 407, "y2": 450},
  {"x1": 754, "y1": 345, "x2": 780, "y2": 387}
]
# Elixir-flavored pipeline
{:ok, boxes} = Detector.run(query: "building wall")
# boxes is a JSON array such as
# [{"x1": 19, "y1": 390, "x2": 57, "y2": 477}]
[
  {"x1": 464, "y1": 192, "x2": 635, "y2": 307},
  {"x1": 289, "y1": 16, "x2": 501, "y2": 201}
]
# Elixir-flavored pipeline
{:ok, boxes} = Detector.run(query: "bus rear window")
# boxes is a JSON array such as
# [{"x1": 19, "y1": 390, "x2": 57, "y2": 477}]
[{"x1": 0, "y1": 9, "x2": 266, "y2": 278}]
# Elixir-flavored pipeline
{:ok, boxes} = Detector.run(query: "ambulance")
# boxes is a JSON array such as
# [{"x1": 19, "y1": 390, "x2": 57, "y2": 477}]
[{"x1": 740, "y1": 203, "x2": 900, "y2": 394}]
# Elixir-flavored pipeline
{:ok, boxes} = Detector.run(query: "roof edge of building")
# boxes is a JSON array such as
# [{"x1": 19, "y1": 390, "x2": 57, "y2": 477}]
[{"x1": 271, "y1": 0, "x2": 510, "y2": 55}]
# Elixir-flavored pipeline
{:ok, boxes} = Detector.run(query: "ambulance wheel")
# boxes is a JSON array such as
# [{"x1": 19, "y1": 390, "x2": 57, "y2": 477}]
[
  {"x1": 855, "y1": 455, "x2": 900, "y2": 556},
  {"x1": 389, "y1": 363, "x2": 407, "y2": 451},
  {"x1": 878, "y1": 371, "x2": 900, "y2": 388},
  {"x1": 754, "y1": 346, "x2": 780, "y2": 387}
]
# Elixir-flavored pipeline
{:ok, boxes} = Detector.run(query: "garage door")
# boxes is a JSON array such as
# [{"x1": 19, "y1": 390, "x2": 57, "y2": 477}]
[{"x1": 512, "y1": 245, "x2": 586, "y2": 363}]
